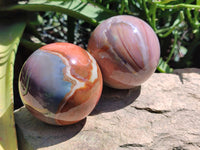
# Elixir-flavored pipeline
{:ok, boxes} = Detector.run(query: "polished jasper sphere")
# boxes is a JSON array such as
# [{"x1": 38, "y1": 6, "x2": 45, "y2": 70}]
[
  {"x1": 18, "y1": 43, "x2": 103, "y2": 125},
  {"x1": 88, "y1": 15, "x2": 160, "y2": 89}
]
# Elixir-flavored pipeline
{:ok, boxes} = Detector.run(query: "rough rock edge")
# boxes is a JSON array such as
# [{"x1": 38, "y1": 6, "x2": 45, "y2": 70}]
[{"x1": 15, "y1": 68, "x2": 200, "y2": 150}]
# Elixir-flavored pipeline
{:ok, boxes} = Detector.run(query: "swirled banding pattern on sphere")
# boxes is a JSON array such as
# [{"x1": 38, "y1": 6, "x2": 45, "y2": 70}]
[
  {"x1": 88, "y1": 15, "x2": 160, "y2": 89},
  {"x1": 19, "y1": 43, "x2": 103, "y2": 125}
]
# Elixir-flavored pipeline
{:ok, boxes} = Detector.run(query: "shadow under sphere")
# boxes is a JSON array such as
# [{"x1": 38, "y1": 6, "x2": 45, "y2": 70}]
[
  {"x1": 90, "y1": 85, "x2": 141, "y2": 115},
  {"x1": 16, "y1": 107, "x2": 86, "y2": 149}
]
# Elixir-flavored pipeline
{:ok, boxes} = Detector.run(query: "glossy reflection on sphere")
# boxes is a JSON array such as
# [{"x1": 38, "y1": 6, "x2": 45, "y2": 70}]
[
  {"x1": 88, "y1": 15, "x2": 160, "y2": 89},
  {"x1": 18, "y1": 43, "x2": 103, "y2": 125}
]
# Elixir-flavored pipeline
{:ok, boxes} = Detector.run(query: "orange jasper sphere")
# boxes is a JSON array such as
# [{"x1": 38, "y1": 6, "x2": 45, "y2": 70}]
[
  {"x1": 18, "y1": 43, "x2": 103, "y2": 125},
  {"x1": 88, "y1": 15, "x2": 160, "y2": 89}
]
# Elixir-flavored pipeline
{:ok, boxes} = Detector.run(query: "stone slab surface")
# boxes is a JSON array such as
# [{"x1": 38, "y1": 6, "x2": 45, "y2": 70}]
[{"x1": 15, "y1": 68, "x2": 200, "y2": 150}]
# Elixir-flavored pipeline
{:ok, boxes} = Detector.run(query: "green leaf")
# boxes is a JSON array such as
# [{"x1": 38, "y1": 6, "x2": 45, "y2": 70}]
[
  {"x1": 2, "y1": 0, "x2": 116, "y2": 25},
  {"x1": 174, "y1": 46, "x2": 188, "y2": 62},
  {"x1": 157, "y1": 58, "x2": 173, "y2": 73},
  {"x1": 0, "y1": 20, "x2": 26, "y2": 150},
  {"x1": 197, "y1": 0, "x2": 200, "y2": 5},
  {"x1": 20, "y1": 38, "x2": 45, "y2": 52}
]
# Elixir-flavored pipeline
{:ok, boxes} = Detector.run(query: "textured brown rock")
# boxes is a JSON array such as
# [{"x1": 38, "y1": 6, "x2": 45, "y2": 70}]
[{"x1": 15, "y1": 68, "x2": 200, "y2": 150}]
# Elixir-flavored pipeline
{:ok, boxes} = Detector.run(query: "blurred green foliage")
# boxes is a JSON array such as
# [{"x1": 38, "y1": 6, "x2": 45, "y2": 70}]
[
  {"x1": 3, "y1": 0, "x2": 199, "y2": 72},
  {"x1": 85, "y1": 0, "x2": 200, "y2": 71}
]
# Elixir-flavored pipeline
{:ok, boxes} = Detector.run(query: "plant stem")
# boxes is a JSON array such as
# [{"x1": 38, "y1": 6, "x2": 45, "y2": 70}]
[
  {"x1": 142, "y1": 0, "x2": 151, "y2": 24},
  {"x1": 157, "y1": 11, "x2": 184, "y2": 38},
  {"x1": 157, "y1": 26, "x2": 176, "y2": 38},
  {"x1": 119, "y1": 0, "x2": 125, "y2": 14},
  {"x1": 157, "y1": 3, "x2": 200, "y2": 9},
  {"x1": 185, "y1": 8, "x2": 200, "y2": 36},
  {"x1": 151, "y1": 3, "x2": 157, "y2": 31},
  {"x1": 166, "y1": 30, "x2": 178, "y2": 63}
]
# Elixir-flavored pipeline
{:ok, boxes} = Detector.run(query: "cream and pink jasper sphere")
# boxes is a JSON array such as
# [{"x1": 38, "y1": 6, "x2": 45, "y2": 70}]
[{"x1": 88, "y1": 15, "x2": 160, "y2": 89}]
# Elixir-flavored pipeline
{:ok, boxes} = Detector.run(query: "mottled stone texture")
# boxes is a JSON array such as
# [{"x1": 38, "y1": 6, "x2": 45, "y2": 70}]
[
  {"x1": 19, "y1": 43, "x2": 103, "y2": 125},
  {"x1": 15, "y1": 68, "x2": 200, "y2": 150}
]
